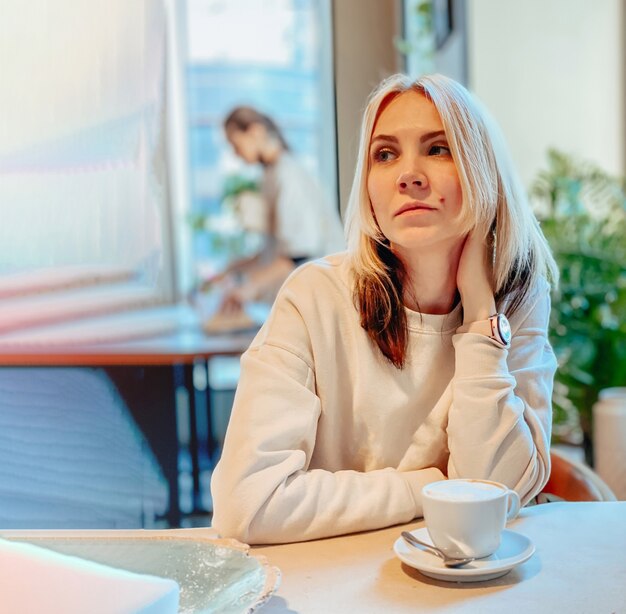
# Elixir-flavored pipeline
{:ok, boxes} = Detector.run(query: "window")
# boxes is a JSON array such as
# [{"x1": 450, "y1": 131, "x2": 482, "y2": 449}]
[
  {"x1": 180, "y1": 0, "x2": 336, "y2": 292},
  {"x1": 0, "y1": 1, "x2": 167, "y2": 298}
]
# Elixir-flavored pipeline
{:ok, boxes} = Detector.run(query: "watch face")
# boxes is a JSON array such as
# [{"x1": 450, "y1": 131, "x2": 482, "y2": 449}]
[{"x1": 497, "y1": 314, "x2": 512, "y2": 345}]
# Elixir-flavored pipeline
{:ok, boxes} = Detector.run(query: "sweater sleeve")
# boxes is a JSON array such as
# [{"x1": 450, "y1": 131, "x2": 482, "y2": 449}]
[
  {"x1": 210, "y1": 282, "x2": 443, "y2": 545},
  {"x1": 447, "y1": 280, "x2": 556, "y2": 504}
]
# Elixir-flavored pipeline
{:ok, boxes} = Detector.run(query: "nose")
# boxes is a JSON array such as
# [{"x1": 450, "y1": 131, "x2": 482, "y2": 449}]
[{"x1": 397, "y1": 170, "x2": 427, "y2": 192}]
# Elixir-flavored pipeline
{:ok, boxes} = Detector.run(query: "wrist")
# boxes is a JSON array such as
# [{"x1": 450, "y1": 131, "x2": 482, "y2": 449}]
[
  {"x1": 459, "y1": 284, "x2": 495, "y2": 322},
  {"x1": 462, "y1": 301, "x2": 496, "y2": 325}
]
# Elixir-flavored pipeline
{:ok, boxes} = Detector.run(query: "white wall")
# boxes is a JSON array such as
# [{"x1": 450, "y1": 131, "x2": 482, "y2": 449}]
[{"x1": 467, "y1": 0, "x2": 625, "y2": 189}]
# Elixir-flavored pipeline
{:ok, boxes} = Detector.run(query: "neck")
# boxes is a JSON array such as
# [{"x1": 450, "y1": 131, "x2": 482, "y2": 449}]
[{"x1": 394, "y1": 239, "x2": 464, "y2": 315}]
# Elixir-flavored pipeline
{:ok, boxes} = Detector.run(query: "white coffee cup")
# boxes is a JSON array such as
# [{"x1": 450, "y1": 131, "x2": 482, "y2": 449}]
[{"x1": 422, "y1": 479, "x2": 521, "y2": 559}]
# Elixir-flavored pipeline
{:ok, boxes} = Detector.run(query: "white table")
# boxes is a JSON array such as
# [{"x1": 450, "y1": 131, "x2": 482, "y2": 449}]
[
  {"x1": 2, "y1": 503, "x2": 624, "y2": 613},
  {"x1": 253, "y1": 502, "x2": 626, "y2": 613}
]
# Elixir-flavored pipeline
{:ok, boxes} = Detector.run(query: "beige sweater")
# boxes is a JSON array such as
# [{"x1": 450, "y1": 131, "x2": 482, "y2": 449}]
[{"x1": 211, "y1": 253, "x2": 556, "y2": 544}]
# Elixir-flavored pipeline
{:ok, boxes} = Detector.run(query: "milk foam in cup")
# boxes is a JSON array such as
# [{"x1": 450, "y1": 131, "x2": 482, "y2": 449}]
[{"x1": 421, "y1": 479, "x2": 521, "y2": 559}]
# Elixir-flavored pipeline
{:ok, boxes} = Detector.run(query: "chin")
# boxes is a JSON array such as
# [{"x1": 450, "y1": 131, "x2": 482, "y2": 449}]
[
  {"x1": 389, "y1": 229, "x2": 442, "y2": 250},
  {"x1": 389, "y1": 229, "x2": 462, "y2": 255}
]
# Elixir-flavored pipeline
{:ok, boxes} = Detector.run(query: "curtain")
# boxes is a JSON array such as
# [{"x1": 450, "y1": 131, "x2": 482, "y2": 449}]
[{"x1": 0, "y1": 0, "x2": 166, "y2": 286}]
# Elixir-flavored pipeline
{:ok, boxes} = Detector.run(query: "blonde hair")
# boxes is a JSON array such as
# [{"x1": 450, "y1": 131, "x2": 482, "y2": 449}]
[{"x1": 344, "y1": 73, "x2": 558, "y2": 367}]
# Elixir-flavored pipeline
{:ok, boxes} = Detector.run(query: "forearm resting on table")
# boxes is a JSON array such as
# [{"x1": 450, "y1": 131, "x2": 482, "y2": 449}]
[{"x1": 211, "y1": 464, "x2": 444, "y2": 545}]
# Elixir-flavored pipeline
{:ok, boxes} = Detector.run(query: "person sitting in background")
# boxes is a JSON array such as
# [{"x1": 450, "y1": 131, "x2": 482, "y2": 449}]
[
  {"x1": 211, "y1": 73, "x2": 559, "y2": 544},
  {"x1": 205, "y1": 106, "x2": 344, "y2": 319}
]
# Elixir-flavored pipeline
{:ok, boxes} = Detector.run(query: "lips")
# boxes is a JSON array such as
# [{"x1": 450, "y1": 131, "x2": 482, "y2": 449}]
[{"x1": 395, "y1": 202, "x2": 437, "y2": 216}]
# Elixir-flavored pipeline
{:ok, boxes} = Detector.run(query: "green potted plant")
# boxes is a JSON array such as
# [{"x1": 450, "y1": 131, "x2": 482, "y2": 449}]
[
  {"x1": 188, "y1": 174, "x2": 260, "y2": 232},
  {"x1": 531, "y1": 149, "x2": 626, "y2": 464},
  {"x1": 187, "y1": 174, "x2": 263, "y2": 263}
]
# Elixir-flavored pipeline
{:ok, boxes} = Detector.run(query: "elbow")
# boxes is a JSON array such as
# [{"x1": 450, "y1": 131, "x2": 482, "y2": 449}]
[
  {"x1": 210, "y1": 476, "x2": 276, "y2": 545},
  {"x1": 211, "y1": 502, "x2": 279, "y2": 545},
  {"x1": 210, "y1": 471, "x2": 255, "y2": 544},
  {"x1": 212, "y1": 480, "x2": 303, "y2": 545},
  {"x1": 491, "y1": 446, "x2": 551, "y2": 506},
  {"x1": 211, "y1": 495, "x2": 253, "y2": 543},
  {"x1": 519, "y1": 450, "x2": 551, "y2": 506}
]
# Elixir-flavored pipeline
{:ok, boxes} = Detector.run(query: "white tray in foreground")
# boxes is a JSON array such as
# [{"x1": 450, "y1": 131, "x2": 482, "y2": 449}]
[{"x1": 1, "y1": 529, "x2": 280, "y2": 614}]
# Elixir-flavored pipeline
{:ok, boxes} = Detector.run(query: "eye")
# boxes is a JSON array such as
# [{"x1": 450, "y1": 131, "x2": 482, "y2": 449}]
[
  {"x1": 429, "y1": 144, "x2": 451, "y2": 156},
  {"x1": 372, "y1": 147, "x2": 397, "y2": 163}
]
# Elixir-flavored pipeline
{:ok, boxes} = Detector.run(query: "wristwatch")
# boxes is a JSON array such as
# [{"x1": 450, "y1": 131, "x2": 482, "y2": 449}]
[{"x1": 458, "y1": 313, "x2": 512, "y2": 348}]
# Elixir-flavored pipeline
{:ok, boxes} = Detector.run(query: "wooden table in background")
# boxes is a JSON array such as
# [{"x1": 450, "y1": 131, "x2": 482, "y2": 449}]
[{"x1": 0, "y1": 312, "x2": 257, "y2": 526}]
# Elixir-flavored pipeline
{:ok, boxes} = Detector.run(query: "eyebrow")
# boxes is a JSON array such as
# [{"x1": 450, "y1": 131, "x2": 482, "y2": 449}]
[{"x1": 370, "y1": 130, "x2": 447, "y2": 147}]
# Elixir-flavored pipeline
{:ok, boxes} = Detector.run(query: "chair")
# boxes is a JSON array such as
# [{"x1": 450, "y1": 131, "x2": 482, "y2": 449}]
[{"x1": 538, "y1": 448, "x2": 617, "y2": 503}]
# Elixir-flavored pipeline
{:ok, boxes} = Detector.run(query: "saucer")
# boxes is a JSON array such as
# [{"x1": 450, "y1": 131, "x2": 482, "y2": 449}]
[{"x1": 394, "y1": 528, "x2": 534, "y2": 582}]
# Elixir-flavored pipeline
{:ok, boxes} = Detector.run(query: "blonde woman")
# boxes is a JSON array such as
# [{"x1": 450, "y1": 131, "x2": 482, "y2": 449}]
[{"x1": 211, "y1": 74, "x2": 559, "y2": 545}]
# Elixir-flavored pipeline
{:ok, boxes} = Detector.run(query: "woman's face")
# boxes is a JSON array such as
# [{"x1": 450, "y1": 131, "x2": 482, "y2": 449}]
[
  {"x1": 367, "y1": 90, "x2": 465, "y2": 255},
  {"x1": 226, "y1": 125, "x2": 264, "y2": 164}
]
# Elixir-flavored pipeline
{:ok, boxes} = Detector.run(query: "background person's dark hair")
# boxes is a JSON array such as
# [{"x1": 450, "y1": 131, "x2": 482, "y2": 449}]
[{"x1": 224, "y1": 106, "x2": 290, "y2": 151}]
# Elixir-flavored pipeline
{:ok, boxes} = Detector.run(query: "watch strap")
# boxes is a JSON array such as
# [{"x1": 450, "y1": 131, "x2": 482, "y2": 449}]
[{"x1": 457, "y1": 314, "x2": 511, "y2": 347}]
